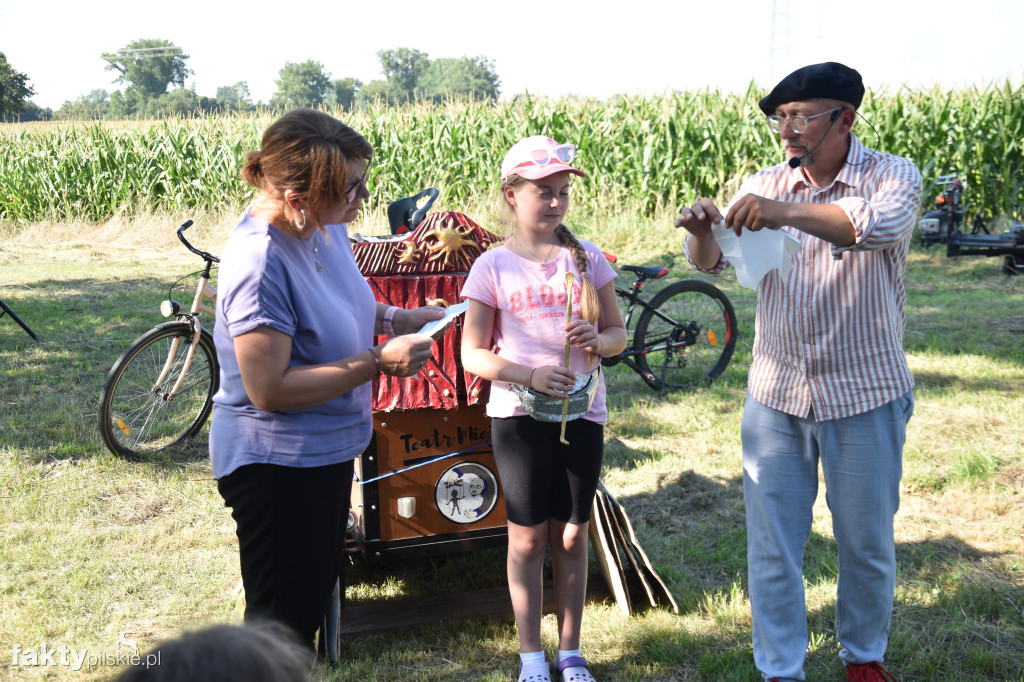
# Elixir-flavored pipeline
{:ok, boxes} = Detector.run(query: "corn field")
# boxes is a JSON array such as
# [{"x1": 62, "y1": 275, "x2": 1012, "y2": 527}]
[{"x1": 2, "y1": 83, "x2": 1022, "y2": 225}]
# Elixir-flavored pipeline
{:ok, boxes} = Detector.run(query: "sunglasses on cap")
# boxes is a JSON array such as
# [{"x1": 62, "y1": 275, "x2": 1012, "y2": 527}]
[{"x1": 528, "y1": 144, "x2": 576, "y2": 167}]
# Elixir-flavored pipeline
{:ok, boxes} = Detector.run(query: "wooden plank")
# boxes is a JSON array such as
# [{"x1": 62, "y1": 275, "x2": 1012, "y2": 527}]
[
  {"x1": 339, "y1": 579, "x2": 610, "y2": 637},
  {"x1": 595, "y1": 488, "x2": 637, "y2": 606},
  {"x1": 589, "y1": 493, "x2": 632, "y2": 616},
  {"x1": 596, "y1": 487, "x2": 648, "y2": 612},
  {"x1": 600, "y1": 487, "x2": 657, "y2": 610},
  {"x1": 598, "y1": 482, "x2": 679, "y2": 614}
]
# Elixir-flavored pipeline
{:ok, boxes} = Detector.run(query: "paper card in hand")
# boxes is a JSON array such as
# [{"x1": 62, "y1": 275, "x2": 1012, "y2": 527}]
[{"x1": 416, "y1": 301, "x2": 469, "y2": 339}]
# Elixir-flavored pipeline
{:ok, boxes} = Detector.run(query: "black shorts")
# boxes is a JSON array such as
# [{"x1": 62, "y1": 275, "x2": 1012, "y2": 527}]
[{"x1": 491, "y1": 416, "x2": 604, "y2": 526}]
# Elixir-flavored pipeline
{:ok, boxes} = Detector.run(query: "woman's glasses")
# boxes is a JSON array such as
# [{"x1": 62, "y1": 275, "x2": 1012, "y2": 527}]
[
  {"x1": 529, "y1": 144, "x2": 576, "y2": 167},
  {"x1": 345, "y1": 176, "x2": 366, "y2": 205}
]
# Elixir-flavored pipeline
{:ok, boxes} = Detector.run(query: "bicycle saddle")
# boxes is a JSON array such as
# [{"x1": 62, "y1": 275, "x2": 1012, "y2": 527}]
[{"x1": 620, "y1": 264, "x2": 669, "y2": 280}]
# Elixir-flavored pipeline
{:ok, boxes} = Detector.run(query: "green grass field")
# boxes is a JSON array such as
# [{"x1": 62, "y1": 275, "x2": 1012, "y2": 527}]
[{"x1": 1, "y1": 204, "x2": 1022, "y2": 680}]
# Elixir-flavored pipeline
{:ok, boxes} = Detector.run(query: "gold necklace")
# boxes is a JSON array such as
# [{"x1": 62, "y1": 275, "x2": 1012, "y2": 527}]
[{"x1": 514, "y1": 235, "x2": 558, "y2": 263}]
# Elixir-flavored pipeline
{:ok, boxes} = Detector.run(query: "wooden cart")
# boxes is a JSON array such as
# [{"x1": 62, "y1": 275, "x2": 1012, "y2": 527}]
[{"x1": 348, "y1": 210, "x2": 507, "y2": 565}]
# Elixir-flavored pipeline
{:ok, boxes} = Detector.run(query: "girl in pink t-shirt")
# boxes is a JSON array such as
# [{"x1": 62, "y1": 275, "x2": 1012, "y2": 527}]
[{"x1": 461, "y1": 136, "x2": 627, "y2": 682}]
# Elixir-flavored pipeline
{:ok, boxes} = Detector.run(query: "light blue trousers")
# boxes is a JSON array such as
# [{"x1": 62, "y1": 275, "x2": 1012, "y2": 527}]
[{"x1": 741, "y1": 392, "x2": 913, "y2": 681}]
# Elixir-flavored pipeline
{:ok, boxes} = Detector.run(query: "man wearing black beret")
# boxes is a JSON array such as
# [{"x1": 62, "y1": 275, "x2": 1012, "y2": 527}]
[{"x1": 675, "y1": 62, "x2": 922, "y2": 682}]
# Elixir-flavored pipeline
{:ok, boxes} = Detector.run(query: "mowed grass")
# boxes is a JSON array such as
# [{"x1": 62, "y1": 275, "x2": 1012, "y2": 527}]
[{"x1": 1, "y1": 208, "x2": 1022, "y2": 681}]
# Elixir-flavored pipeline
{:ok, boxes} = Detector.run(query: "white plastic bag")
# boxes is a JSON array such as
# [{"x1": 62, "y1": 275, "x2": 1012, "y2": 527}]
[{"x1": 711, "y1": 221, "x2": 801, "y2": 290}]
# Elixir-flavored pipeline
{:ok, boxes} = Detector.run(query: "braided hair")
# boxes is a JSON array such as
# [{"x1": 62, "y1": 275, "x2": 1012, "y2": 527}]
[{"x1": 553, "y1": 223, "x2": 601, "y2": 327}]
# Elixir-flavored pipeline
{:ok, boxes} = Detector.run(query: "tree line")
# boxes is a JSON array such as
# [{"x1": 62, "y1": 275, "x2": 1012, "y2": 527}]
[{"x1": 0, "y1": 40, "x2": 501, "y2": 121}]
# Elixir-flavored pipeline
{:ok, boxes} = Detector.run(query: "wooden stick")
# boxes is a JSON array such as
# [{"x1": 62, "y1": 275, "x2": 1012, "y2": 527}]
[{"x1": 560, "y1": 272, "x2": 573, "y2": 444}]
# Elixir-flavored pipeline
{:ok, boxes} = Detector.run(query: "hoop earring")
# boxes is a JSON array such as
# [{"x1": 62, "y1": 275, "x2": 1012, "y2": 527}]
[{"x1": 293, "y1": 209, "x2": 307, "y2": 233}]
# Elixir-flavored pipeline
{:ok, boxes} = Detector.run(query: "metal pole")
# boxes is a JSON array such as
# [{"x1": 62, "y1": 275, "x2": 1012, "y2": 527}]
[{"x1": 0, "y1": 297, "x2": 39, "y2": 340}]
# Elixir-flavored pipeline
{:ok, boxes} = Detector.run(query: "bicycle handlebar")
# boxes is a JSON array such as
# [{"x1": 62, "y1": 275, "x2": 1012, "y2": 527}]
[{"x1": 177, "y1": 220, "x2": 220, "y2": 264}]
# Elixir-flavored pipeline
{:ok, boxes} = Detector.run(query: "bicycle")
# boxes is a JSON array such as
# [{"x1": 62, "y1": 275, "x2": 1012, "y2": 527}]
[
  {"x1": 97, "y1": 220, "x2": 220, "y2": 459},
  {"x1": 600, "y1": 263, "x2": 737, "y2": 393}
]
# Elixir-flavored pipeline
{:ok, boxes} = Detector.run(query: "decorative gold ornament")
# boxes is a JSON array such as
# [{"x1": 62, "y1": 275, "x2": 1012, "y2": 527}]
[
  {"x1": 424, "y1": 218, "x2": 477, "y2": 268},
  {"x1": 397, "y1": 241, "x2": 424, "y2": 266}
]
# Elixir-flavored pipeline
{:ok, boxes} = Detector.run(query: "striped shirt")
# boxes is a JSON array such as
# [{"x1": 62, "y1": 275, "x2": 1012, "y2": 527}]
[{"x1": 688, "y1": 133, "x2": 922, "y2": 420}]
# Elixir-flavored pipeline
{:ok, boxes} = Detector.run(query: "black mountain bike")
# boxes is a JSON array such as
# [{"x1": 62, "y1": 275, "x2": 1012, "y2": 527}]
[{"x1": 601, "y1": 264, "x2": 737, "y2": 393}]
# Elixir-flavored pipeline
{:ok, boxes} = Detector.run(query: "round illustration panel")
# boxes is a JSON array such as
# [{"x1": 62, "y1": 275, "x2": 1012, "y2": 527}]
[{"x1": 434, "y1": 462, "x2": 500, "y2": 524}]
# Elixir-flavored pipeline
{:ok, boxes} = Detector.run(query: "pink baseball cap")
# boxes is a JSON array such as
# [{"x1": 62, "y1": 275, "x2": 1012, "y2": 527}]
[{"x1": 500, "y1": 135, "x2": 586, "y2": 182}]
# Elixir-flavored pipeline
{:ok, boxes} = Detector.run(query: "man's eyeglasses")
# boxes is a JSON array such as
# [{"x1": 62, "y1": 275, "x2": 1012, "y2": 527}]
[
  {"x1": 529, "y1": 144, "x2": 576, "y2": 167},
  {"x1": 766, "y1": 106, "x2": 844, "y2": 134}
]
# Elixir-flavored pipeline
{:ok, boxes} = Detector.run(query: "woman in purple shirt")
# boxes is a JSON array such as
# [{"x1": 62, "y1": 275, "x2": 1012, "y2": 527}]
[{"x1": 210, "y1": 108, "x2": 441, "y2": 652}]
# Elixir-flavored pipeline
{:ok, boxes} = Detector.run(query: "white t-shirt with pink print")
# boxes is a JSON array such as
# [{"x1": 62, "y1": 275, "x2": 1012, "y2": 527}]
[{"x1": 460, "y1": 239, "x2": 617, "y2": 424}]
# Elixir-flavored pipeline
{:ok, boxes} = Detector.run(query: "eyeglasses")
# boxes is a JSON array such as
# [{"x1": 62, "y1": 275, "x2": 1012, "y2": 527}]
[
  {"x1": 766, "y1": 106, "x2": 844, "y2": 134},
  {"x1": 529, "y1": 144, "x2": 576, "y2": 167},
  {"x1": 344, "y1": 176, "x2": 366, "y2": 205}
]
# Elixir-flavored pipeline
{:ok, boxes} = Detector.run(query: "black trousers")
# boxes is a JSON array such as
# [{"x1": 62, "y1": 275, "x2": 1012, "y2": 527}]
[{"x1": 217, "y1": 460, "x2": 354, "y2": 649}]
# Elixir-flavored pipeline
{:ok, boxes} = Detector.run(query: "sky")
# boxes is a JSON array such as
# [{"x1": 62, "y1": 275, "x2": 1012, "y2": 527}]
[{"x1": 2, "y1": 0, "x2": 1023, "y2": 111}]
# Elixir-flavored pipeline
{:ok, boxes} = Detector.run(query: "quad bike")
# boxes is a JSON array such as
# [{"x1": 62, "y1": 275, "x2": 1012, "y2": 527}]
[{"x1": 918, "y1": 174, "x2": 1024, "y2": 274}]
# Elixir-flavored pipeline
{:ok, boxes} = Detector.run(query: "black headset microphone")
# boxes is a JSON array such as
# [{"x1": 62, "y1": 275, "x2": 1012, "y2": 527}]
[
  {"x1": 786, "y1": 108, "x2": 880, "y2": 169},
  {"x1": 787, "y1": 108, "x2": 843, "y2": 169}
]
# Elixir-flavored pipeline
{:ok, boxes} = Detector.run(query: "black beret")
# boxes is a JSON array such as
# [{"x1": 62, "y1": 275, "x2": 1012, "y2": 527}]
[{"x1": 758, "y1": 62, "x2": 865, "y2": 115}]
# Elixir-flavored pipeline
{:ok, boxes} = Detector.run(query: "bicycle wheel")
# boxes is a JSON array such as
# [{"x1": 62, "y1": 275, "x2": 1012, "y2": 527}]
[
  {"x1": 632, "y1": 280, "x2": 737, "y2": 391},
  {"x1": 98, "y1": 321, "x2": 219, "y2": 458}
]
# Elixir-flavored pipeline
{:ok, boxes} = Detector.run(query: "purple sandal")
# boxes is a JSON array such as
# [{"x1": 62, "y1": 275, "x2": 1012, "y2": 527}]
[{"x1": 556, "y1": 656, "x2": 597, "y2": 682}]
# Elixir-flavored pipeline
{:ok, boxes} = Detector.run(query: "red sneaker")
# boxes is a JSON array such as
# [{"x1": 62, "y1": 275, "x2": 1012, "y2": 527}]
[{"x1": 845, "y1": 661, "x2": 896, "y2": 681}]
